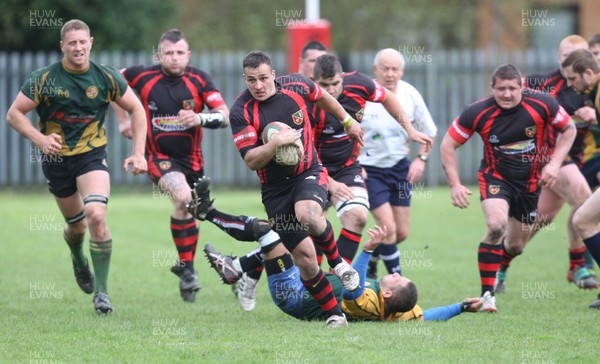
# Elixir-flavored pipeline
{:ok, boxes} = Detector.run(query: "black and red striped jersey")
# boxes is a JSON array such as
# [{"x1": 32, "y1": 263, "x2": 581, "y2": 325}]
[
  {"x1": 121, "y1": 64, "x2": 226, "y2": 172},
  {"x1": 310, "y1": 71, "x2": 385, "y2": 173},
  {"x1": 448, "y1": 90, "x2": 570, "y2": 191},
  {"x1": 230, "y1": 73, "x2": 322, "y2": 185},
  {"x1": 525, "y1": 69, "x2": 588, "y2": 165}
]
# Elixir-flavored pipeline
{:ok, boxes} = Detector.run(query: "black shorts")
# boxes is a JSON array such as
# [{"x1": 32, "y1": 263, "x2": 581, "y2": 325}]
[
  {"x1": 262, "y1": 167, "x2": 329, "y2": 252},
  {"x1": 147, "y1": 154, "x2": 203, "y2": 188},
  {"x1": 581, "y1": 157, "x2": 600, "y2": 190},
  {"x1": 478, "y1": 172, "x2": 540, "y2": 224},
  {"x1": 327, "y1": 162, "x2": 366, "y2": 189},
  {"x1": 42, "y1": 146, "x2": 109, "y2": 198}
]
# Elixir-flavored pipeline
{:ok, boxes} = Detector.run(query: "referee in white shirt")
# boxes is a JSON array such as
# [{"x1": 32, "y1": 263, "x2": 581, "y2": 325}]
[{"x1": 359, "y1": 48, "x2": 438, "y2": 278}]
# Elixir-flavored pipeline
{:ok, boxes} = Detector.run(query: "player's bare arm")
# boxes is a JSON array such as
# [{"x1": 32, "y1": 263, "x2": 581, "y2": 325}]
[
  {"x1": 243, "y1": 127, "x2": 300, "y2": 170},
  {"x1": 6, "y1": 92, "x2": 62, "y2": 156},
  {"x1": 116, "y1": 86, "x2": 147, "y2": 175},
  {"x1": 540, "y1": 120, "x2": 576, "y2": 188},
  {"x1": 315, "y1": 89, "x2": 364, "y2": 146},
  {"x1": 178, "y1": 105, "x2": 230, "y2": 129},
  {"x1": 381, "y1": 88, "x2": 432, "y2": 151},
  {"x1": 440, "y1": 132, "x2": 472, "y2": 208},
  {"x1": 407, "y1": 137, "x2": 436, "y2": 183},
  {"x1": 110, "y1": 102, "x2": 133, "y2": 139}
]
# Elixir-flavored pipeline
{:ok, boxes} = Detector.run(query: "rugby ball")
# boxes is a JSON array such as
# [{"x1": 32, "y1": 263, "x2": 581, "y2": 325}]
[{"x1": 262, "y1": 121, "x2": 304, "y2": 166}]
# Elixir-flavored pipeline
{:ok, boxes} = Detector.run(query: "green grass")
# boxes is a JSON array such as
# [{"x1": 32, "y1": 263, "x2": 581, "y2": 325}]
[{"x1": 0, "y1": 186, "x2": 597, "y2": 363}]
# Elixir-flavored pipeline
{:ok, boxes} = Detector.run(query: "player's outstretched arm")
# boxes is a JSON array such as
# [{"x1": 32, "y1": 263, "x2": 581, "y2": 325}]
[
  {"x1": 422, "y1": 298, "x2": 483, "y2": 321},
  {"x1": 342, "y1": 226, "x2": 387, "y2": 300},
  {"x1": 381, "y1": 89, "x2": 432, "y2": 150},
  {"x1": 315, "y1": 90, "x2": 364, "y2": 146}
]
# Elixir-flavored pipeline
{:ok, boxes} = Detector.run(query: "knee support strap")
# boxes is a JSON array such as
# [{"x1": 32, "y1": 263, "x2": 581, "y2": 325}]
[
  {"x1": 65, "y1": 210, "x2": 86, "y2": 225},
  {"x1": 335, "y1": 188, "x2": 370, "y2": 217},
  {"x1": 83, "y1": 194, "x2": 109, "y2": 206}
]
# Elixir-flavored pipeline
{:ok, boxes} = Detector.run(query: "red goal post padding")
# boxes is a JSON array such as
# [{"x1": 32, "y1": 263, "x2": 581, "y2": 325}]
[{"x1": 287, "y1": 20, "x2": 331, "y2": 74}]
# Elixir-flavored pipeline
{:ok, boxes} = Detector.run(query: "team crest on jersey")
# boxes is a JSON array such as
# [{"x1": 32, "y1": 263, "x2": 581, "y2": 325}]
[
  {"x1": 86, "y1": 86, "x2": 98, "y2": 99},
  {"x1": 159, "y1": 161, "x2": 172, "y2": 170},
  {"x1": 355, "y1": 108, "x2": 364, "y2": 122},
  {"x1": 525, "y1": 126, "x2": 536, "y2": 138},
  {"x1": 488, "y1": 185, "x2": 500, "y2": 195},
  {"x1": 183, "y1": 99, "x2": 195, "y2": 110},
  {"x1": 291, "y1": 110, "x2": 304, "y2": 125}
]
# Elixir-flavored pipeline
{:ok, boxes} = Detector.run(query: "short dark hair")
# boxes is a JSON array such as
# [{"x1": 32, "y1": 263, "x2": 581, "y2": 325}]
[
  {"x1": 562, "y1": 48, "x2": 600, "y2": 74},
  {"x1": 491, "y1": 64, "x2": 522, "y2": 86},
  {"x1": 386, "y1": 281, "x2": 418, "y2": 313},
  {"x1": 159, "y1": 29, "x2": 187, "y2": 46},
  {"x1": 301, "y1": 40, "x2": 327, "y2": 59},
  {"x1": 588, "y1": 33, "x2": 600, "y2": 48},
  {"x1": 243, "y1": 50, "x2": 272, "y2": 70},
  {"x1": 60, "y1": 19, "x2": 89, "y2": 40},
  {"x1": 313, "y1": 54, "x2": 343, "y2": 80}
]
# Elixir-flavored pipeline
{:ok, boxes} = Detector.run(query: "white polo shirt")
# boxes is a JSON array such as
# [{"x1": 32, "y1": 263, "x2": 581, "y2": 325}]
[{"x1": 359, "y1": 80, "x2": 437, "y2": 168}]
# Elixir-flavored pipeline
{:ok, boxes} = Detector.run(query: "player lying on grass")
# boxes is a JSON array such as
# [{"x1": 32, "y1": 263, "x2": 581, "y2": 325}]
[{"x1": 204, "y1": 225, "x2": 487, "y2": 323}]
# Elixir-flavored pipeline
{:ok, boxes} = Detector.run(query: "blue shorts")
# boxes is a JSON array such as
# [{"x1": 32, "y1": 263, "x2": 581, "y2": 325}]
[
  {"x1": 363, "y1": 158, "x2": 412, "y2": 210},
  {"x1": 267, "y1": 265, "x2": 307, "y2": 319}
]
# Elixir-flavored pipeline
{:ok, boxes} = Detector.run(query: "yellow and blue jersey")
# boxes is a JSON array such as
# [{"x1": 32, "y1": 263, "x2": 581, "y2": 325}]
[{"x1": 341, "y1": 278, "x2": 424, "y2": 322}]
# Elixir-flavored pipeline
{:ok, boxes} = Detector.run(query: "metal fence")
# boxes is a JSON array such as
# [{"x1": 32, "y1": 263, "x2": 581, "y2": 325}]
[{"x1": 0, "y1": 48, "x2": 558, "y2": 189}]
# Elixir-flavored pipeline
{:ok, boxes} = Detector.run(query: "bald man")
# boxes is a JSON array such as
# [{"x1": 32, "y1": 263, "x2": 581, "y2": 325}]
[{"x1": 358, "y1": 48, "x2": 438, "y2": 278}]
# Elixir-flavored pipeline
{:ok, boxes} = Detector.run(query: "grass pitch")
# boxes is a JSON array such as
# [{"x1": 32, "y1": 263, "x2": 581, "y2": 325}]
[{"x1": 0, "y1": 186, "x2": 597, "y2": 363}]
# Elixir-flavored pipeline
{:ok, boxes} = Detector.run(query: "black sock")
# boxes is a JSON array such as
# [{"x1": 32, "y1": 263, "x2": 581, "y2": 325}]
[
  {"x1": 205, "y1": 210, "x2": 265, "y2": 242},
  {"x1": 239, "y1": 248, "x2": 264, "y2": 272},
  {"x1": 246, "y1": 267, "x2": 263, "y2": 280},
  {"x1": 264, "y1": 254, "x2": 294, "y2": 275}
]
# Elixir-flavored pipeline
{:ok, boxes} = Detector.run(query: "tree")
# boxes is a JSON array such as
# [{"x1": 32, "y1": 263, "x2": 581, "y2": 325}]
[{"x1": 1, "y1": 0, "x2": 177, "y2": 51}]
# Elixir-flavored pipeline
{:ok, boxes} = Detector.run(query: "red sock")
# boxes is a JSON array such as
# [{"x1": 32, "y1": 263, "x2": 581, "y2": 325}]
[
  {"x1": 314, "y1": 242, "x2": 324, "y2": 266},
  {"x1": 478, "y1": 242, "x2": 503, "y2": 296},
  {"x1": 170, "y1": 217, "x2": 198, "y2": 268},
  {"x1": 500, "y1": 243, "x2": 517, "y2": 271},
  {"x1": 312, "y1": 221, "x2": 342, "y2": 268},
  {"x1": 569, "y1": 247, "x2": 586, "y2": 270},
  {"x1": 301, "y1": 270, "x2": 343, "y2": 317},
  {"x1": 337, "y1": 228, "x2": 362, "y2": 263}
]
